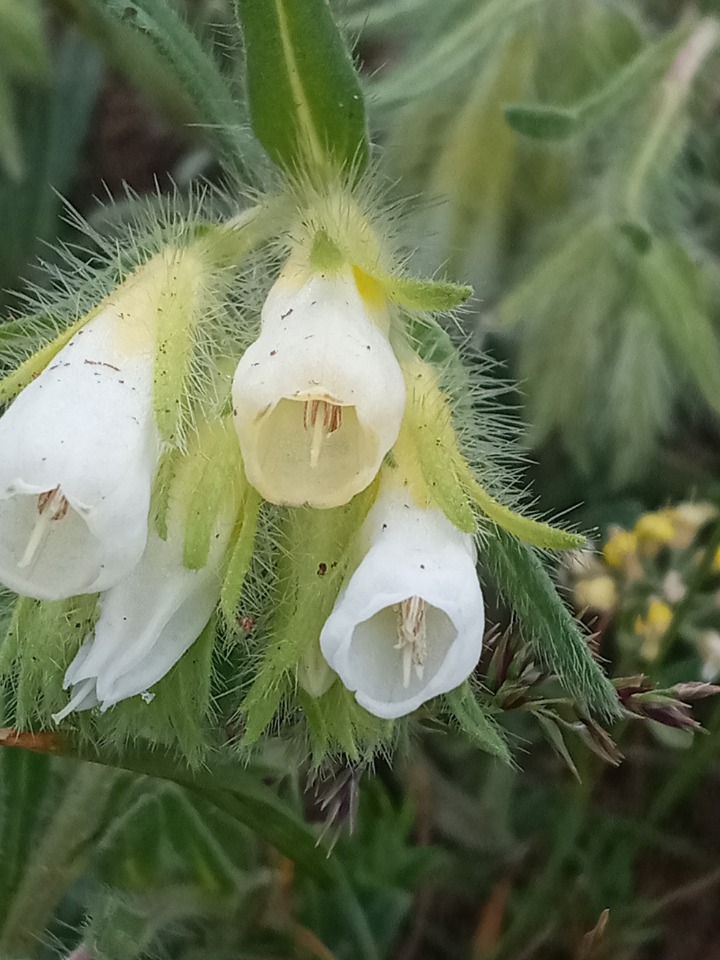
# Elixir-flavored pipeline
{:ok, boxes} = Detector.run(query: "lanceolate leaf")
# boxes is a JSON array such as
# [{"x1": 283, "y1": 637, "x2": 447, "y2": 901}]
[
  {"x1": 80, "y1": 0, "x2": 256, "y2": 173},
  {"x1": 235, "y1": 0, "x2": 368, "y2": 176},
  {"x1": 505, "y1": 26, "x2": 688, "y2": 141},
  {"x1": 484, "y1": 530, "x2": 620, "y2": 720}
]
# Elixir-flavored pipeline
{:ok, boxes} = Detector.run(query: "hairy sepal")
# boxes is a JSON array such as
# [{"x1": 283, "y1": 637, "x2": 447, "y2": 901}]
[{"x1": 241, "y1": 489, "x2": 375, "y2": 745}]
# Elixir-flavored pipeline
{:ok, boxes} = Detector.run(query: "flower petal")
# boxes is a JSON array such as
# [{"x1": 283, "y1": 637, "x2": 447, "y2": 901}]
[
  {"x1": 0, "y1": 299, "x2": 159, "y2": 599},
  {"x1": 320, "y1": 487, "x2": 484, "y2": 718},
  {"x1": 232, "y1": 264, "x2": 405, "y2": 507},
  {"x1": 56, "y1": 516, "x2": 227, "y2": 716}
]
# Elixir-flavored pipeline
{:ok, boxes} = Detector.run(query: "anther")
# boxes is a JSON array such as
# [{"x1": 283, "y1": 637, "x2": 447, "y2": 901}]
[
  {"x1": 18, "y1": 486, "x2": 70, "y2": 569},
  {"x1": 394, "y1": 596, "x2": 428, "y2": 688},
  {"x1": 303, "y1": 399, "x2": 343, "y2": 469}
]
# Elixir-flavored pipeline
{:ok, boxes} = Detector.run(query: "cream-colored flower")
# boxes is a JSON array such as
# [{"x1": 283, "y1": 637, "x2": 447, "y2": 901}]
[{"x1": 232, "y1": 260, "x2": 405, "y2": 508}]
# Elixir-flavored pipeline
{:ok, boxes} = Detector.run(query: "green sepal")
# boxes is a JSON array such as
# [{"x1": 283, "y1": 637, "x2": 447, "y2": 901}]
[
  {"x1": 444, "y1": 683, "x2": 514, "y2": 766},
  {"x1": 235, "y1": 0, "x2": 368, "y2": 177},
  {"x1": 95, "y1": 617, "x2": 216, "y2": 764},
  {"x1": 241, "y1": 490, "x2": 374, "y2": 744},
  {"x1": 152, "y1": 249, "x2": 216, "y2": 449},
  {"x1": 300, "y1": 682, "x2": 391, "y2": 765},
  {"x1": 484, "y1": 529, "x2": 620, "y2": 720},
  {"x1": 178, "y1": 419, "x2": 246, "y2": 571},
  {"x1": 0, "y1": 310, "x2": 98, "y2": 405},
  {"x1": 380, "y1": 275, "x2": 472, "y2": 312},
  {"x1": 220, "y1": 488, "x2": 262, "y2": 624},
  {"x1": 0, "y1": 594, "x2": 99, "y2": 727},
  {"x1": 310, "y1": 229, "x2": 345, "y2": 272},
  {"x1": 462, "y1": 469, "x2": 584, "y2": 550},
  {"x1": 150, "y1": 447, "x2": 183, "y2": 541}
]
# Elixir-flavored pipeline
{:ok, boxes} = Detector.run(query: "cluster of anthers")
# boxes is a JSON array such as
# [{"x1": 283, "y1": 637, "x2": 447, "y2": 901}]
[{"x1": 0, "y1": 224, "x2": 487, "y2": 725}]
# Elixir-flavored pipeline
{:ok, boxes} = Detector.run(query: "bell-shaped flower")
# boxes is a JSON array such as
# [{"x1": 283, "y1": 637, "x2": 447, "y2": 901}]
[
  {"x1": 232, "y1": 259, "x2": 406, "y2": 508},
  {"x1": 0, "y1": 265, "x2": 167, "y2": 600},
  {"x1": 52, "y1": 515, "x2": 229, "y2": 720},
  {"x1": 319, "y1": 484, "x2": 485, "y2": 719}
]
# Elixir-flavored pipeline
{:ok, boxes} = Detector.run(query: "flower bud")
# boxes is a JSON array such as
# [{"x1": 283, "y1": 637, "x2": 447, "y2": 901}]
[
  {"x1": 232, "y1": 258, "x2": 405, "y2": 508},
  {"x1": 319, "y1": 483, "x2": 484, "y2": 718}
]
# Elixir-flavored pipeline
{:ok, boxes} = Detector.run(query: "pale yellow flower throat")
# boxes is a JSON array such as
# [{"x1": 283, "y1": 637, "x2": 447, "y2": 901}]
[
  {"x1": 394, "y1": 596, "x2": 428, "y2": 687},
  {"x1": 18, "y1": 485, "x2": 69, "y2": 569},
  {"x1": 303, "y1": 399, "x2": 343, "y2": 469}
]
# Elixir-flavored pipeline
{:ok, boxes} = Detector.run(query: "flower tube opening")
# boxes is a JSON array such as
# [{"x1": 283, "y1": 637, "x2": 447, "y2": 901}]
[
  {"x1": 350, "y1": 599, "x2": 457, "y2": 701},
  {"x1": 233, "y1": 262, "x2": 405, "y2": 508},
  {"x1": 251, "y1": 394, "x2": 378, "y2": 506}
]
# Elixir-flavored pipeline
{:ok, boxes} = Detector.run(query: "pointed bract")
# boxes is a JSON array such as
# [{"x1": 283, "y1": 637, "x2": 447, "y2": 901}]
[
  {"x1": 320, "y1": 485, "x2": 485, "y2": 718},
  {"x1": 232, "y1": 260, "x2": 405, "y2": 508}
]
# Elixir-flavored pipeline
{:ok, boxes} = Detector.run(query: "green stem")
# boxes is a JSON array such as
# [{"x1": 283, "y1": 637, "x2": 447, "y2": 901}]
[{"x1": 0, "y1": 761, "x2": 121, "y2": 958}]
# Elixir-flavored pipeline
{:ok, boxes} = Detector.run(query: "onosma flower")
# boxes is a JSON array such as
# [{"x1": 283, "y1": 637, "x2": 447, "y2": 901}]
[
  {"x1": 320, "y1": 484, "x2": 485, "y2": 718},
  {"x1": 0, "y1": 263, "x2": 168, "y2": 600},
  {"x1": 53, "y1": 518, "x2": 228, "y2": 719},
  {"x1": 232, "y1": 257, "x2": 405, "y2": 508}
]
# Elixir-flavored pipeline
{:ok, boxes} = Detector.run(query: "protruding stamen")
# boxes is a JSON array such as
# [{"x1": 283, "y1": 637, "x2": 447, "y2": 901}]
[
  {"x1": 18, "y1": 486, "x2": 70, "y2": 569},
  {"x1": 303, "y1": 399, "x2": 343, "y2": 469},
  {"x1": 394, "y1": 596, "x2": 428, "y2": 688}
]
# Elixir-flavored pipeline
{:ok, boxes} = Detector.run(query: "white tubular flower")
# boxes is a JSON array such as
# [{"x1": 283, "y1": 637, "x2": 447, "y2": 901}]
[
  {"x1": 319, "y1": 486, "x2": 485, "y2": 719},
  {"x1": 53, "y1": 520, "x2": 227, "y2": 720},
  {"x1": 0, "y1": 273, "x2": 163, "y2": 600},
  {"x1": 232, "y1": 260, "x2": 405, "y2": 508}
]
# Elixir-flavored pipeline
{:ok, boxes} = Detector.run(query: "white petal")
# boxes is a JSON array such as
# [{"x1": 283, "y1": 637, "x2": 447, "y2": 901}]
[
  {"x1": 320, "y1": 487, "x2": 484, "y2": 719},
  {"x1": 232, "y1": 265, "x2": 405, "y2": 507},
  {"x1": 57, "y1": 514, "x2": 227, "y2": 717},
  {"x1": 0, "y1": 301, "x2": 159, "y2": 600}
]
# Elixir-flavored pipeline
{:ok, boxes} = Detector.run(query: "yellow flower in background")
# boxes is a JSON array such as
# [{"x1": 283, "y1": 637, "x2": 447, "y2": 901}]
[
  {"x1": 634, "y1": 598, "x2": 673, "y2": 662},
  {"x1": 713, "y1": 545, "x2": 720, "y2": 573},
  {"x1": 603, "y1": 529, "x2": 638, "y2": 570},
  {"x1": 574, "y1": 575, "x2": 617, "y2": 613},
  {"x1": 634, "y1": 511, "x2": 675, "y2": 552}
]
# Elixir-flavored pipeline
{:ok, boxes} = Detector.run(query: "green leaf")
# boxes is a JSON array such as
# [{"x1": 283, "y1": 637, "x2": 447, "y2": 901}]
[
  {"x1": 78, "y1": 0, "x2": 257, "y2": 174},
  {"x1": 0, "y1": 71, "x2": 22, "y2": 181},
  {"x1": 640, "y1": 241, "x2": 720, "y2": 416},
  {"x1": 0, "y1": 0, "x2": 49, "y2": 80},
  {"x1": 381, "y1": 275, "x2": 472, "y2": 311},
  {"x1": 0, "y1": 750, "x2": 51, "y2": 930},
  {"x1": 504, "y1": 103, "x2": 578, "y2": 141},
  {"x1": 484, "y1": 530, "x2": 620, "y2": 720},
  {"x1": 235, "y1": 0, "x2": 369, "y2": 176},
  {"x1": 444, "y1": 684, "x2": 514, "y2": 765},
  {"x1": 505, "y1": 26, "x2": 688, "y2": 142}
]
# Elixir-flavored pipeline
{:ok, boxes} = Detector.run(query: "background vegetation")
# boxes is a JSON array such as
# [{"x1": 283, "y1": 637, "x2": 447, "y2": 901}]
[{"x1": 3, "y1": 0, "x2": 720, "y2": 957}]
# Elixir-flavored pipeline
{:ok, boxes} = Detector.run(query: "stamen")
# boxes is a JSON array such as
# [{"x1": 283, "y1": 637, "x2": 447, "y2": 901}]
[
  {"x1": 303, "y1": 399, "x2": 344, "y2": 469},
  {"x1": 18, "y1": 485, "x2": 70, "y2": 570},
  {"x1": 394, "y1": 596, "x2": 428, "y2": 688}
]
